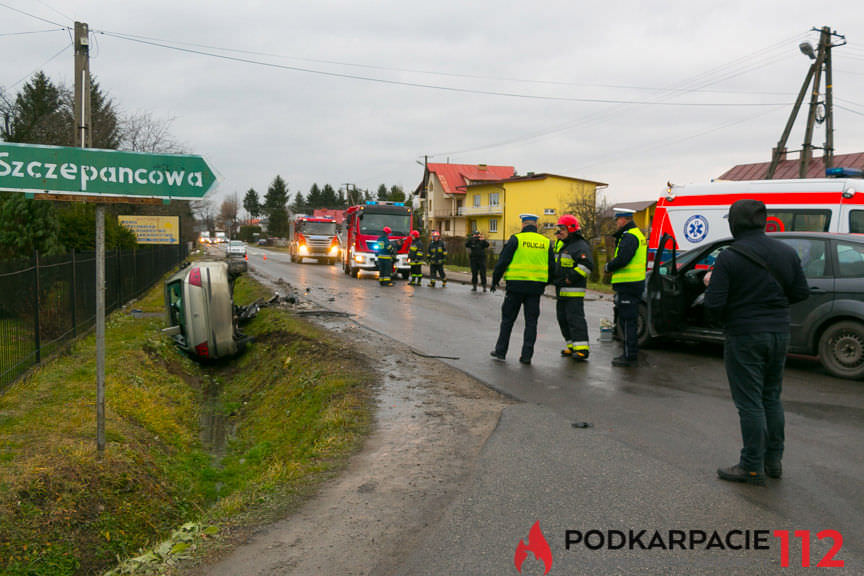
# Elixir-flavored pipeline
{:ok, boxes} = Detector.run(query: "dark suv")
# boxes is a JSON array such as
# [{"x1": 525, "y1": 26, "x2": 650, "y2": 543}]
[{"x1": 641, "y1": 232, "x2": 864, "y2": 380}]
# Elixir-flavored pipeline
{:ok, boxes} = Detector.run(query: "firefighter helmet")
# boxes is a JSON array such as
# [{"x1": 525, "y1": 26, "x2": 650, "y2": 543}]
[
  {"x1": 431, "y1": 230, "x2": 440, "y2": 238},
  {"x1": 556, "y1": 214, "x2": 581, "y2": 233},
  {"x1": 410, "y1": 230, "x2": 420, "y2": 238},
  {"x1": 383, "y1": 226, "x2": 392, "y2": 234}
]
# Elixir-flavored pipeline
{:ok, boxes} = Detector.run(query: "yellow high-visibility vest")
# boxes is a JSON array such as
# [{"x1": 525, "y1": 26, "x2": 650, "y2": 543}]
[
  {"x1": 611, "y1": 227, "x2": 647, "y2": 284},
  {"x1": 504, "y1": 232, "x2": 550, "y2": 282}
]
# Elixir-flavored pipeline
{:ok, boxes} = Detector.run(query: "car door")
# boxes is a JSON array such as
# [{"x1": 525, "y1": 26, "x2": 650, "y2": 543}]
[
  {"x1": 776, "y1": 236, "x2": 834, "y2": 351},
  {"x1": 647, "y1": 233, "x2": 686, "y2": 334}
]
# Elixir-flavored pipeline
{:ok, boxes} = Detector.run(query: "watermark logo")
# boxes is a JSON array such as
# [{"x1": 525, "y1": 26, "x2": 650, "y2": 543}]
[{"x1": 514, "y1": 521, "x2": 553, "y2": 574}]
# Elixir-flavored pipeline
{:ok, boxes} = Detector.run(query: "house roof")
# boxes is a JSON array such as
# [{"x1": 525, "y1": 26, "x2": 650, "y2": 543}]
[
  {"x1": 610, "y1": 200, "x2": 656, "y2": 212},
  {"x1": 718, "y1": 152, "x2": 864, "y2": 181},
  {"x1": 464, "y1": 172, "x2": 608, "y2": 189},
  {"x1": 426, "y1": 163, "x2": 515, "y2": 195}
]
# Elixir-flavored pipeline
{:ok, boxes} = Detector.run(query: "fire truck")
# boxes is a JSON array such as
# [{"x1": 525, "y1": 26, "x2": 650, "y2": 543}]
[
  {"x1": 341, "y1": 201, "x2": 413, "y2": 278},
  {"x1": 288, "y1": 216, "x2": 340, "y2": 265},
  {"x1": 648, "y1": 171, "x2": 864, "y2": 261}
]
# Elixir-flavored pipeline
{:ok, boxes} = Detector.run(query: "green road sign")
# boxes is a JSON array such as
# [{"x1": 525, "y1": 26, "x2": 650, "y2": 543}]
[{"x1": 0, "y1": 142, "x2": 216, "y2": 199}]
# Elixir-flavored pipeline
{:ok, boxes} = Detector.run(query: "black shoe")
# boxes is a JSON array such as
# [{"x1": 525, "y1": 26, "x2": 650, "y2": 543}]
[
  {"x1": 717, "y1": 464, "x2": 766, "y2": 486},
  {"x1": 482, "y1": 286, "x2": 487, "y2": 292},
  {"x1": 573, "y1": 350, "x2": 589, "y2": 362},
  {"x1": 471, "y1": 286, "x2": 477, "y2": 292},
  {"x1": 518, "y1": 357, "x2": 531, "y2": 365},
  {"x1": 765, "y1": 460, "x2": 782, "y2": 479},
  {"x1": 490, "y1": 351, "x2": 505, "y2": 362},
  {"x1": 560, "y1": 348, "x2": 574, "y2": 357},
  {"x1": 611, "y1": 355, "x2": 636, "y2": 367}
]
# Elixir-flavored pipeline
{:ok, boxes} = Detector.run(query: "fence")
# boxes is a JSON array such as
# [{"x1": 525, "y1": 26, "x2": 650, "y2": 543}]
[{"x1": 0, "y1": 245, "x2": 186, "y2": 390}]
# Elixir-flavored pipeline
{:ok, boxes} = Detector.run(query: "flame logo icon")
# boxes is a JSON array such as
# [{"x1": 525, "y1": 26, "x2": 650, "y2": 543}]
[{"x1": 514, "y1": 521, "x2": 553, "y2": 574}]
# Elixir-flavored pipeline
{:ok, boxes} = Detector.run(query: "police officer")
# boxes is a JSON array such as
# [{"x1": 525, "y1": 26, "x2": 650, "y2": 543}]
[
  {"x1": 427, "y1": 230, "x2": 448, "y2": 287},
  {"x1": 376, "y1": 226, "x2": 397, "y2": 286},
  {"x1": 604, "y1": 207, "x2": 647, "y2": 367},
  {"x1": 490, "y1": 213, "x2": 555, "y2": 365},
  {"x1": 553, "y1": 214, "x2": 593, "y2": 361},
  {"x1": 407, "y1": 229, "x2": 425, "y2": 286},
  {"x1": 465, "y1": 230, "x2": 491, "y2": 292}
]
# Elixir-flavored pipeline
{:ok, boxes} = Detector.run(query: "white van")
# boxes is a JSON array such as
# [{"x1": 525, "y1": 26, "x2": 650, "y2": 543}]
[{"x1": 648, "y1": 177, "x2": 864, "y2": 259}]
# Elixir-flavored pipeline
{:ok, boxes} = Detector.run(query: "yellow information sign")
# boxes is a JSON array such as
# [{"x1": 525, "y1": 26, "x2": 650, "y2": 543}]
[{"x1": 118, "y1": 215, "x2": 180, "y2": 245}]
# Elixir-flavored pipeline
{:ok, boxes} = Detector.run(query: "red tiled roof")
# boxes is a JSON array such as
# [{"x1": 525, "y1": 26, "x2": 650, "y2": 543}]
[
  {"x1": 427, "y1": 163, "x2": 515, "y2": 195},
  {"x1": 718, "y1": 152, "x2": 864, "y2": 181}
]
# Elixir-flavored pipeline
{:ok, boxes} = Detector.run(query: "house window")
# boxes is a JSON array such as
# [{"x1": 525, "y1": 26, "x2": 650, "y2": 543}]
[
  {"x1": 489, "y1": 192, "x2": 500, "y2": 207},
  {"x1": 473, "y1": 194, "x2": 481, "y2": 207},
  {"x1": 444, "y1": 220, "x2": 451, "y2": 232},
  {"x1": 543, "y1": 222, "x2": 556, "y2": 230},
  {"x1": 470, "y1": 220, "x2": 478, "y2": 233},
  {"x1": 544, "y1": 208, "x2": 556, "y2": 215},
  {"x1": 489, "y1": 219, "x2": 498, "y2": 233}
]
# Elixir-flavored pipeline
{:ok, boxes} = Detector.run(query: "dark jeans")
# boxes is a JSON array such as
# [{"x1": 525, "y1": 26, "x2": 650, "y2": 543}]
[
  {"x1": 430, "y1": 263, "x2": 446, "y2": 280},
  {"x1": 613, "y1": 289, "x2": 641, "y2": 360},
  {"x1": 494, "y1": 291, "x2": 541, "y2": 360},
  {"x1": 470, "y1": 257, "x2": 487, "y2": 288},
  {"x1": 724, "y1": 332, "x2": 790, "y2": 472}
]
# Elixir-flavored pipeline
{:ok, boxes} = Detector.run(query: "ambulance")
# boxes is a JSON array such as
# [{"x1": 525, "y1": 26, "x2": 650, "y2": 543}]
[{"x1": 648, "y1": 169, "x2": 864, "y2": 261}]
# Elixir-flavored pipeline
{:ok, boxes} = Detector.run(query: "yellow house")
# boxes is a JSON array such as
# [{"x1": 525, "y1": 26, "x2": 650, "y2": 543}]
[{"x1": 463, "y1": 173, "x2": 608, "y2": 245}]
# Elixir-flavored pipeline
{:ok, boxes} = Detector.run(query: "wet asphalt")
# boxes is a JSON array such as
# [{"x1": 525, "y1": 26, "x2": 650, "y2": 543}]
[{"x1": 245, "y1": 247, "x2": 864, "y2": 575}]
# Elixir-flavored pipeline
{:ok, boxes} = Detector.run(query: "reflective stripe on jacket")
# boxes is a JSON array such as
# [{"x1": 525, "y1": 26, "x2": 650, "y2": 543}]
[
  {"x1": 611, "y1": 227, "x2": 647, "y2": 284},
  {"x1": 504, "y1": 232, "x2": 551, "y2": 282}
]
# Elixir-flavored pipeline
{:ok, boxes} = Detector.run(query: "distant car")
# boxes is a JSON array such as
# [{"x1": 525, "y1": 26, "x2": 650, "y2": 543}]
[
  {"x1": 226, "y1": 240, "x2": 247, "y2": 257},
  {"x1": 257, "y1": 238, "x2": 267, "y2": 246},
  {"x1": 642, "y1": 232, "x2": 864, "y2": 380},
  {"x1": 164, "y1": 261, "x2": 251, "y2": 360}
]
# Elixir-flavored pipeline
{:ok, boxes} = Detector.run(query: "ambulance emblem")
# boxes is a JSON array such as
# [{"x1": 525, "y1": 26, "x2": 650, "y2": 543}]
[{"x1": 684, "y1": 214, "x2": 709, "y2": 243}]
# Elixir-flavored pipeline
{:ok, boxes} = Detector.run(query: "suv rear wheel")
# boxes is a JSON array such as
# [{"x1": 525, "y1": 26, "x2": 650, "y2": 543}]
[{"x1": 819, "y1": 320, "x2": 864, "y2": 380}]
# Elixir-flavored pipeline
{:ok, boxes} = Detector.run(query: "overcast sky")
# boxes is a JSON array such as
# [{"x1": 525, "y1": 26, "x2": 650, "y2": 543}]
[{"x1": 2, "y1": 0, "x2": 864, "y2": 209}]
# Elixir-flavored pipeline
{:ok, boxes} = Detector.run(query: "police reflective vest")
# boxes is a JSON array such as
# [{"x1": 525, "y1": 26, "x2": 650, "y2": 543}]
[
  {"x1": 611, "y1": 227, "x2": 647, "y2": 284},
  {"x1": 504, "y1": 232, "x2": 551, "y2": 282}
]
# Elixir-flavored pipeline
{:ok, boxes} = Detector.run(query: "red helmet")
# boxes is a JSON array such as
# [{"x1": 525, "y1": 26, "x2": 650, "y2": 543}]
[
  {"x1": 432, "y1": 230, "x2": 440, "y2": 238},
  {"x1": 556, "y1": 214, "x2": 580, "y2": 233},
  {"x1": 383, "y1": 226, "x2": 392, "y2": 234},
  {"x1": 410, "y1": 230, "x2": 420, "y2": 238}
]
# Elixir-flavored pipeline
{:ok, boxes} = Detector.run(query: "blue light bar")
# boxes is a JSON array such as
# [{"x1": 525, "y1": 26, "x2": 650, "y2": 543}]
[{"x1": 826, "y1": 167, "x2": 864, "y2": 178}]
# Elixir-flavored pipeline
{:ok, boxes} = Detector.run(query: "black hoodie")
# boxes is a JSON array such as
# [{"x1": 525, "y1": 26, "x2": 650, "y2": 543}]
[{"x1": 704, "y1": 199, "x2": 810, "y2": 335}]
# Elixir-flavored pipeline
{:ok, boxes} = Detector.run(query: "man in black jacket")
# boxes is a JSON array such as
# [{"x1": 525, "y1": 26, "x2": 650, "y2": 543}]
[
  {"x1": 705, "y1": 199, "x2": 809, "y2": 486},
  {"x1": 490, "y1": 214, "x2": 555, "y2": 365},
  {"x1": 465, "y1": 231, "x2": 490, "y2": 292},
  {"x1": 553, "y1": 214, "x2": 593, "y2": 360}
]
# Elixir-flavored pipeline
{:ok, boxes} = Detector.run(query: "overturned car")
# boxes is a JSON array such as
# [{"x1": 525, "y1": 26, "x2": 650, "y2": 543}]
[{"x1": 164, "y1": 260, "x2": 253, "y2": 360}]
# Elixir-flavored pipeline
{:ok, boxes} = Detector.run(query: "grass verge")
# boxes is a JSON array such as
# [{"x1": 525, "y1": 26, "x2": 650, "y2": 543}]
[{"x1": 0, "y1": 269, "x2": 373, "y2": 576}]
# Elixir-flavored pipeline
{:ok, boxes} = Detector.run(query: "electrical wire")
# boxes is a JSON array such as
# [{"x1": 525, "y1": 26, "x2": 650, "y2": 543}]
[
  {"x1": 836, "y1": 104, "x2": 864, "y2": 118},
  {"x1": 0, "y1": 27, "x2": 66, "y2": 37},
  {"x1": 95, "y1": 29, "x2": 791, "y2": 108},
  {"x1": 2, "y1": 41, "x2": 72, "y2": 92},
  {"x1": 0, "y1": 1, "x2": 67, "y2": 27}
]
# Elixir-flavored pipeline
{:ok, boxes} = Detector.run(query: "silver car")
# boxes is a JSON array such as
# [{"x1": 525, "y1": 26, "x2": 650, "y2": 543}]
[{"x1": 164, "y1": 261, "x2": 250, "y2": 360}]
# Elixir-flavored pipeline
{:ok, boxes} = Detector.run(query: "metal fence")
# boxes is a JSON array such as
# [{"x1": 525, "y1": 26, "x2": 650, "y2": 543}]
[{"x1": 0, "y1": 245, "x2": 186, "y2": 389}]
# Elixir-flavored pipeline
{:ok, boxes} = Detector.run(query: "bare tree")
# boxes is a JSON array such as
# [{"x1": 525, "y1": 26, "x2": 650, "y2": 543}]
[
  {"x1": 566, "y1": 188, "x2": 616, "y2": 243},
  {"x1": 220, "y1": 197, "x2": 239, "y2": 238},
  {"x1": 119, "y1": 110, "x2": 186, "y2": 153}
]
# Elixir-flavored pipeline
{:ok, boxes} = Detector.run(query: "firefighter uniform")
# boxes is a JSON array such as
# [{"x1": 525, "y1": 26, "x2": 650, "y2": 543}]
[
  {"x1": 408, "y1": 234, "x2": 425, "y2": 285},
  {"x1": 376, "y1": 232, "x2": 397, "y2": 286},
  {"x1": 554, "y1": 229, "x2": 593, "y2": 360},
  {"x1": 427, "y1": 236, "x2": 448, "y2": 287},
  {"x1": 490, "y1": 215, "x2": 554, "y2": 364},
  {"x1": 605, "y1": 209, "x2": 647, "y2": 366},
  {"x1": 465, "y1": 232, "x2": 490, "y2": 291}
]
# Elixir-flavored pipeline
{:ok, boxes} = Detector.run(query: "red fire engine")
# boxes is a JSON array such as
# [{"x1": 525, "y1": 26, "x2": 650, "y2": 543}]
[{"x1": 341, "y1": 201, "x2": 413, "y2": 278}]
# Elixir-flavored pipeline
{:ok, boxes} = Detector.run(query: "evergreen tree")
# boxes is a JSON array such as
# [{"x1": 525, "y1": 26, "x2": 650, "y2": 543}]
[
  {"x1": 290, "y1": 191, "x2": 308, "y2": 214},
  {"x1": 0, "y1": 194, "x2": 65, "y2": 259},
  {"x1": 243, "y1": 188, "x2": 261, "y2": 219},
  {"x1": 336, "y1": 188, "x2": 347, "y2": 208},
  {"x1": 264, "y1": 175, "x2": 290, "y2": 237},
  {"x1": 377, "y1": 184, "x2": 388, "y2": 201},
  {"x1": 307, "y1": 183, "x2": 323, "y2": 209},
  {"x1": 388, "y1": 185, "x2": 406, "y2": 202},
  {"x1": 2, "y1": 71, "x2": 67, "y2": 145},
  {"x1": 321, "y1": 184, "x2": 338, "y2": 208}
]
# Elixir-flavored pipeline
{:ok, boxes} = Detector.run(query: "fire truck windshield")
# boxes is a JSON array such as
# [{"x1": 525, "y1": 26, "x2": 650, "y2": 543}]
[
  {"x1": 360, "y1": 212, "x2": 410, "y2": 236},
  {"x1": 302, "y1": 221, "x2": 336, "y2": 235}
]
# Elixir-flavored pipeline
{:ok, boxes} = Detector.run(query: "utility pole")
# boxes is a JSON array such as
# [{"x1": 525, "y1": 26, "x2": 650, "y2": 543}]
[
  {"x1": 766, "y1": 26, "x2": 845, "y2": 179},
  {"x1": 76, "y1": 21, "x2": 104, "y2": 454}
]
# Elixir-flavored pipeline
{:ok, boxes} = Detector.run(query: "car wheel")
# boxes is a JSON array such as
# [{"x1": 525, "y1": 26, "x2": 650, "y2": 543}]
[
  {"x1": 818, "y1": 320, "x2": 864, "y2": 380},
  {"x1": 350, "y1": 264, "x2": 359, "y2": 278}
]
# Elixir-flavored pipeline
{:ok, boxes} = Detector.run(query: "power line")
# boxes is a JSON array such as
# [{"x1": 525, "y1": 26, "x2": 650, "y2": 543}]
[
  {"x1": 2, "y1": 41, "x2": 72, "y2": 92},
  {"x1": 96, "y1": 29, "x2": 790, "y2": 108},
  {"x1": 0, "y1": 1, "x2": 67, "y2": 27},
  {"x1": 0, "y1": 27, "x2": 66, "y2": 37}
]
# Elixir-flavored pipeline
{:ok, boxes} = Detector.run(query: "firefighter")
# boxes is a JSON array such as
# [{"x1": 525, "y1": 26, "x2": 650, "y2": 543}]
[
  {"x1": 427, "y1": 230, "x2": 448, "y2": 287},
  {"x1": 553, "y1": 214, "x2": 593, "y2": 361},
  {"x1": 465, "y1": 230, "x2": 490, "y2": 292},
  {"x1": 376, "y1": 226, "x2": 396, "y2": 286},
  {"x1": 490, "y1": 213, "x2": 555, "y2": 365},
  {"x1": 604, "y1": 207, "x2": 647, "y2": 367},
  {"x1": 407, "y1": 229, "x2": 425, "y2": 286}
]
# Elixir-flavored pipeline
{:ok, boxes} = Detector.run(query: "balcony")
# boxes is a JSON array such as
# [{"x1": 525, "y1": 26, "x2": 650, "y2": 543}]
[{"x1": 457, "y1": 205, "x2": 503, "y2": 216}]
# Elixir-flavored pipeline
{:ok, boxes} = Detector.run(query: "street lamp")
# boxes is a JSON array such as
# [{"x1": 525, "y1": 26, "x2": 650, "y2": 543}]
[{"x1": 799, "y1": 42, "x2": 816, "y2": 60}]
